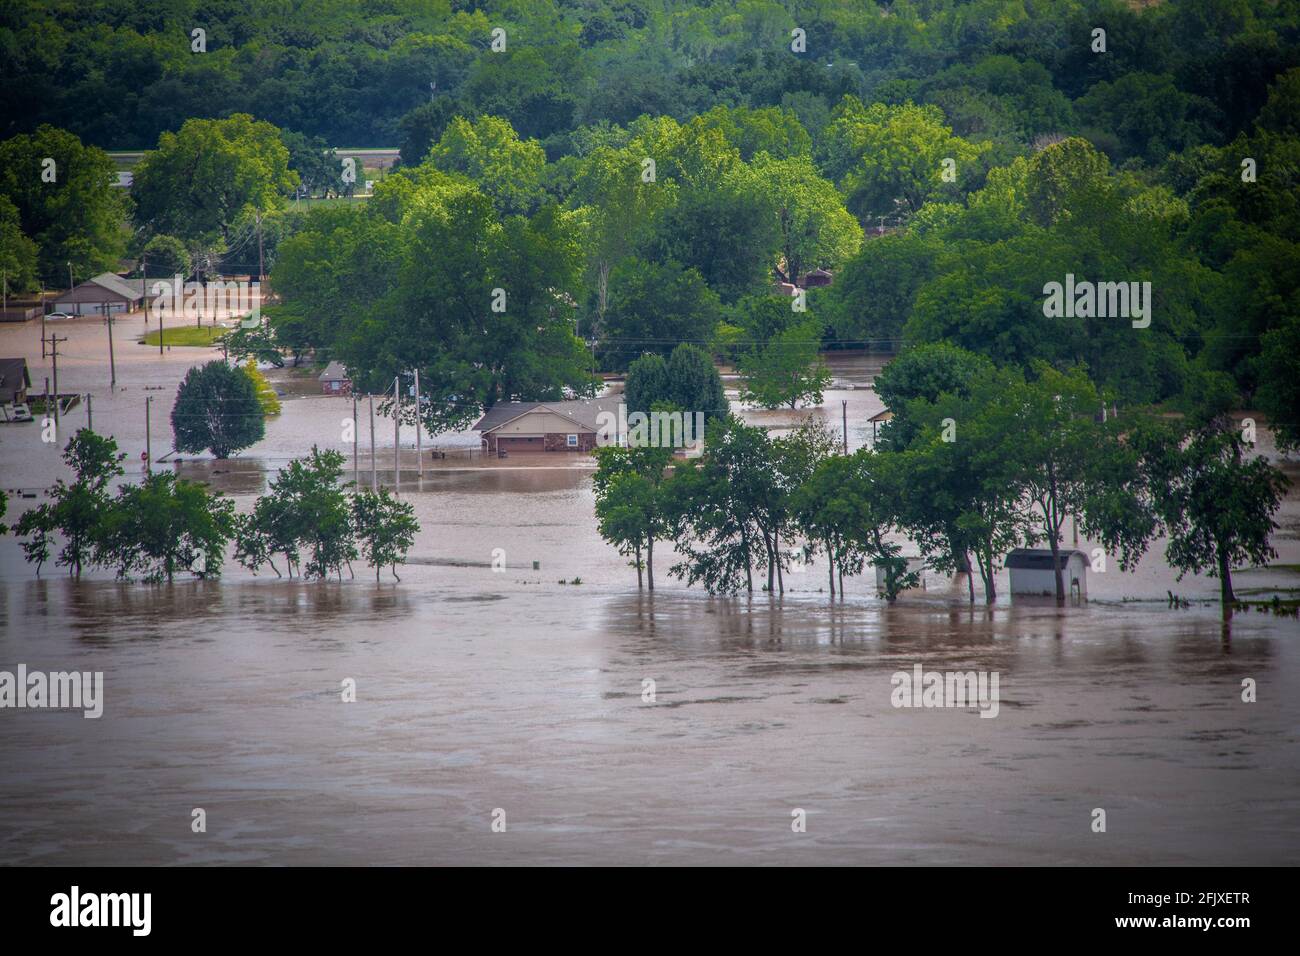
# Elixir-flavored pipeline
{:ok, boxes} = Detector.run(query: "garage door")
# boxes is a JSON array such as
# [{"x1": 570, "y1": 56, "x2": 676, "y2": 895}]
[{"x1": 498, "y1": 436, "x2": 545, "y2": 452}]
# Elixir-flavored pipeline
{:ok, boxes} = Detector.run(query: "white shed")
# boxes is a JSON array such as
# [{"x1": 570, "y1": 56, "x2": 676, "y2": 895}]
[
  {"x1": 1006, "y1": 548, "x2": 1088, "y2": 600},
  {"x1": 875, "y1": 556, "x2": 927, "y2": 594}
]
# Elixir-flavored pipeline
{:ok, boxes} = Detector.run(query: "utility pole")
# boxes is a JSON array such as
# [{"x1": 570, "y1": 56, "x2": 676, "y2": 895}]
[
  {"x1": 106, "y1": 302, "x2": 116, "y2": 390},
  {"x1": 44, "y1": 333, "x2": 66, "y2": 430},
  {"x1": 256, "y1": 210, "x2": 265, "y2": 283},
  {"x1": 842, "y1": 400, "x2": 848, "y2": 455},
  {"x1": 67, "y1": 262, "x2": 73, "y2": 295},
  {"x1": 86, "y1": 393, "x2": 93, "y2": 432},
  {"x1": 145, "y1": 396, "x2": 152, "y2": 473},
  {"x1": 414, "y1": 368, "x2": 423, "y2": 480},
  {"x1": 158, "y1": 298, "x2": 164, "y2": 355},
  {"x1": 369, "y1": 393, "x2": 377, "y2": 491},
  {"x1": 41, "y1": 282, "x2": 47, "y2": 359},
  {"x1": 393, "y1": 376, "x2": 401, "y2": 496},
  {"x1": 352, "y1": 393, "x2": 359, "y2": 488}
]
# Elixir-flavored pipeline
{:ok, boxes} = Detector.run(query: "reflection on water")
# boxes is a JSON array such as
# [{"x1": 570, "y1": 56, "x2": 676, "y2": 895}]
[{"x1": 1, "y1": 570, "x2": 1296, "y2": 866}]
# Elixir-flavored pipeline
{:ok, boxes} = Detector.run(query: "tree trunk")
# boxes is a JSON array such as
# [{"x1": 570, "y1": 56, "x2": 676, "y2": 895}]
[
  {"x1": 1048, "y1": 531, "x2": 1064, "y2": 606},
  {"x1": 763, "y1": 531, "x2": 774, "y2": 592},
  {"x1": 634, "y1": 543, "x2": 643, "y2": 589},
  {"x1": 646, "y1": 536, "x2": 654, "y2": 591},
  {"x1": 1217, "y1": 543, "x2": 1235, "y2": 606},
  {"x1": 774, "y1": 532, "x2": 784, "y2": 594},
  {"x1": 826, "y1": 539, "x2": 835, "y2": 597}
]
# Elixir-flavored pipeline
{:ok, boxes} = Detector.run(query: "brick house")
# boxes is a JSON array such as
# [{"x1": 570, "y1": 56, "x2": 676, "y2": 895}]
[{"x1": 472, "y1": 399, "x2": 622, "y2": 455}]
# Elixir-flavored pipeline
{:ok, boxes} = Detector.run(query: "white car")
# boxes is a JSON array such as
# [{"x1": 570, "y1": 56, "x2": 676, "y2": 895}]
[{"x1": 45, "y1": 311, "x2": 73, "y2": 320}]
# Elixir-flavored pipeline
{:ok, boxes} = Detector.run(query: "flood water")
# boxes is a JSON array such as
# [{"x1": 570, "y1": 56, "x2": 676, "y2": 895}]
[{"x1": 2, "y1": 321, "x2": 1299, "y2": 865}]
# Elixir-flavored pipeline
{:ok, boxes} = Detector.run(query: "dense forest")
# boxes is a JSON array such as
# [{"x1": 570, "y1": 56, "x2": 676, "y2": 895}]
[{"x1": 1, "y1": 0, "x2": 1298, "y2": 447}]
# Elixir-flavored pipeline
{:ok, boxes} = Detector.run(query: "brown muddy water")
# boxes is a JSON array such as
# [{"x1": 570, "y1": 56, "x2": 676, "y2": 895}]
[{"x1": 2, "y1": 324, "x2": 1299, "y2": 865}]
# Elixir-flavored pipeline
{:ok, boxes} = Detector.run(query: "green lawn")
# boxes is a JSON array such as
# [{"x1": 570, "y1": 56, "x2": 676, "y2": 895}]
[{"x1": 139, "y1": 326, "x2": 227, "y2": 347}]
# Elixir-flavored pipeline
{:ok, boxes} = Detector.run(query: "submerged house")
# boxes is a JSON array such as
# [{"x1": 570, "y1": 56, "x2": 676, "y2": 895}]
[
  {"x1": 1006, "y1": 548, "x2": 1089, "y2": 600},
  {"x1": 319, "y1": 361, "x2": 352, "y2": 396},
  {"x1": 472, "y1": 399, "x2": 622, "y2": 455}
]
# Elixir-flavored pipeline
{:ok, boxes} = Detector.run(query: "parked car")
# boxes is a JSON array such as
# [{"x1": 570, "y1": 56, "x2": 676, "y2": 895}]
[
  {"x1": 45, "y1": 311, "x2": 73, "y2": 320},
  {"x1": 2, "y1": 402, "x2": 33, "y2": 423}
]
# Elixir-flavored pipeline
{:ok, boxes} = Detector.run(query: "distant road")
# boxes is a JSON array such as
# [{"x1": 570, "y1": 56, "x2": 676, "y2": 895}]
[{"x1": 107, "y1": 147, "x2": 401, "y2": 169}]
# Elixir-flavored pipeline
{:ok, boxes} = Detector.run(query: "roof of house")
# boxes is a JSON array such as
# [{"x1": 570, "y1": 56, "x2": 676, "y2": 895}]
[
  {"x1": 319, "y1": 361, "x2": 349, "y2": 381},
  {"x1": 1005, "y1": 548, "x2": 1089, "y2": 570},
  {"x1": 0, "y1": 357, "x2": 32, "y2": 402},
  {"x1": 472, "y1": 398, "x2": 622, "y2": 433},
  {"x1": 89, "y1": 273, "x2": 144, "y2": 300}
]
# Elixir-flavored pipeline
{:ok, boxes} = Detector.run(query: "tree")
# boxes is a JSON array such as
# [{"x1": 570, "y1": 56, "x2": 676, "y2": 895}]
[
  {"x1": 1138, "y1": 419, "x2": 1289, "y2": 608},
  {"x1": 664, "y1": 416, "x2": 779, "y2": 594},
  {"x1": 623, "y1": 345, "x2": 728, "y2": 425},
  {"x1": 819, "y1": 98, "x2": 985, "y2": 221},
  {"x1": 984, "y1": 365, "x2": 1154, "y2": 603},
  {"x1": 132, "y1": 114, "x2": 297, "y2": 247},
  {"x1": 427, "y1": 115, "x2": 546, "y2": 217},
  {"x1": 140, "y1": 234, "x2": 191, "y2": 280},
  {"x1": 0, "y1": 125, "x2": 126, "y2": 284},
  {"x1": 0, "y1": 196, "x2": 38, "y2": 293},
  {"x1": 254, "y1": 447, "x2": 357, "y2": 580},
  {"x1": 351, "y1": 488, "x2": 419, "y2": 581},
  {"x1": 280, "y1": 129, "x2": 339, "y2": 198},
  {"x1": 1256, "y1": 313, "x2": 1300, "y2": 453},
  {"x1": 738, "y1": 317, "x2": 832, "y2": 410},
  {"x1": 599, "y1": 259, "x2": 721, "y2": 370},
  {"x1": 746, "y1": 153, "x2": 862, "y2": 285},
  {"x1": 98, "y1": 473, "x2": 235, "y2": 582},
  {"x1": 10, "y1": 429, "x2": 124, "y2": 578},
  {"x1": 593, "y1": 444, "x2": 673, "y2": 589},
  {"x1": 171, "y1": 361, "x2": 266, "y2": 459}
]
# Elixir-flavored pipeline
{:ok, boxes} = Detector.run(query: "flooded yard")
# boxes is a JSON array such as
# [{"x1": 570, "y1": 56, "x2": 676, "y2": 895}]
[{"x1": 2, "y1": 325, "x2": 1299, "y2": 865}]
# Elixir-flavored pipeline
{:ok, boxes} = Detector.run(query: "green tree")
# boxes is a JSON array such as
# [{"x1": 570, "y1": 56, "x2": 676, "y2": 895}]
[
  {"x1": 593, "y1": 444, "x2": 673, "y2": 589},
  {"x1": 140, "y1": 234, "x2": 191, "y2": 280},
  {"x1": 99, "y1": 473, "x2": 235, "y2": 583},
  {"x1": 1137, "y1": 419, "x2": 1289, "y2": 607},
  {"x1": 10, "y1": 429, "x2": 124, "y2": 578},
  {"x1": 427, "y1": 115, "x2": 546, "y2": 217},
  {"x1": 738, "y1": 317, "x2": 831, "y2": 410},
  {"x1": 0, "y1": 196, "x2": 38, "y2": 293},
  {"x1": 171, "y1": 360, "x2": 266, "y2": 459},
  {"x1": 351, "y1": 488, "x2": 419, "y2": 581},
  {"x1": 746, "y1": 153, "x2": 862, "y2": 285},
  {"x1": 599, "y1": 259, "x2": 721, "y2": 370},
  {"x1": 0, "y1": 125, "x2": 126, "y2": 284},
  {"x1": 132, "y1": 114, "x2": 297, "y2": 246},
  {"x1": 623, "y1": 345, "x2": 728, "y2": 425}
]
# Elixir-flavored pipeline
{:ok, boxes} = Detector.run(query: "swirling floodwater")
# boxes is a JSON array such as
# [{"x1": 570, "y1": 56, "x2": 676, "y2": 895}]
[{"x1": 1, "y1": 323, "x2": 1297, "y2": 864}]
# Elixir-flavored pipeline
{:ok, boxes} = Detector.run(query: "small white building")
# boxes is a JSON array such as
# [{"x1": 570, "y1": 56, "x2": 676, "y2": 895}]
[
  {"x1": 875, "y1": 556, "x2": 927, "y2": 594},
  {"x1": 1006, "y1": 548, "x2": 1088, "y2": 600}
]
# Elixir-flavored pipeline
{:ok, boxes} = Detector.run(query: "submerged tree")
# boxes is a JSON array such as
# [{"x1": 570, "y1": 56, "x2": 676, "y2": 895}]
[
  {"x1": 351, "y1": 488, "x2": 419, "y2": 581},
  {"x1": 171, "y1": 360, "x2": 266, "y2": 459},
  {"x1": 98, "y1": 472, "x2": 235, "y2": 582},
  {"x1": 593, "y1": 444, "x2": 673, "y2": 589},
  {"x1": 10, "y1": 429, "x2": 124, "y2": 577}
]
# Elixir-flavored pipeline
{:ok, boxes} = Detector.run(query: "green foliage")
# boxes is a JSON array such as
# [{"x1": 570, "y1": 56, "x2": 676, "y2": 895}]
[
  {"x1": 599, "y1": 259, "x2": 720, "y2": 370},
  {"x1": 623, "y1": 344, "x2": 728, "y2": 423},
  {"x1": 171, "y1": 360, "x2": 266, "y2": 459},
  {"x1": 737, "y1": 317, "x2": 832, "y2": 410},
  {"x1": 132, "y1": 114, "x2": 297, "y2": 246},
  {"x1": 10, "y1": 429, "x2": 124, "y2": 578},
  {"x1": 593, "y1": 444, "x2": 673, "y2": 588},
  {"x1": 243, "y1": 360, "x2": 281, "y2": 416},
  {"x1": 98, "y1": 473, "x2": 235, "y2": 582},
  {"x1": 140, "y1": 234, "x2": 191, "y2": 280},
  {"x1": 0, "y1": 125, "x2": 126, "y2": 284},
  {"x1": 351, "y1": 488, "x2": 419, "y2": 581}
]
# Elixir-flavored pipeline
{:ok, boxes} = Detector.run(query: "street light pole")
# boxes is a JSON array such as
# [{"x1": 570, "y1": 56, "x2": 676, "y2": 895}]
[{"x1": 414, "y1": 368, "x2": 423, "y2": 480}]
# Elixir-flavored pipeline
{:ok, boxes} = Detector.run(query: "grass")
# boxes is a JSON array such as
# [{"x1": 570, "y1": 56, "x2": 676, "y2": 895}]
[{"x1": 139, "y1": 326, "x2": 227, "y2": 347}]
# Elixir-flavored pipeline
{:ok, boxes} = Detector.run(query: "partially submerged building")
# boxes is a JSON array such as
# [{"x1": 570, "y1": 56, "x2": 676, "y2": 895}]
[{"x1": 1006, "y1": 548, "x2": 1089, "y2": 600}]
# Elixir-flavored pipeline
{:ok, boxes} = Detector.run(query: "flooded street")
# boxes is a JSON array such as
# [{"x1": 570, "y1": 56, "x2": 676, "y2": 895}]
[{"x1": 2, "y1": 329, "x2": 1299, "y2": 865}]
